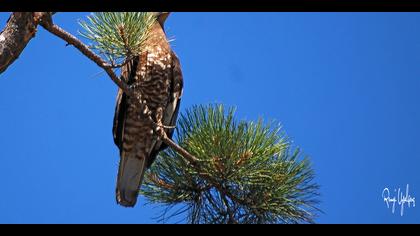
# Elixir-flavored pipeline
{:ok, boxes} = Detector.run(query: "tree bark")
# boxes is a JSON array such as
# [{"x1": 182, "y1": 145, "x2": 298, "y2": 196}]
[{"x1": 0, "y1": 12, "x2": 46, "y2": 74}]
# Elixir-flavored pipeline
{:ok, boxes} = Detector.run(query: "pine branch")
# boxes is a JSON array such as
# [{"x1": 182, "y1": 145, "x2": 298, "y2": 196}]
[
  {"x1": 39, "y1": 14, "x2": 132, "y2": 95},
  {"x1": 37, "y1": 13, "x2": 201, "y2": 169},
  {"x1": 142, "y1": 104, "x2": 321, "y2": 224},
  {"x1": 78, "y1": 12, "x2": 156, "y2": 64}
]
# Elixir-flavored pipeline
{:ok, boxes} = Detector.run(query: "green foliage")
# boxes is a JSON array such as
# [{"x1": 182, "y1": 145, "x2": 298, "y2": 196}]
[
  {"x1": 76, "y1": 12, "x2": 320, "y2": 223},
  {"x1": 78, "y1": 12, "x2": 156, "y2": 64},
  {"x1": 141, "y1": 104, "x2": 320, "y2": 224}
]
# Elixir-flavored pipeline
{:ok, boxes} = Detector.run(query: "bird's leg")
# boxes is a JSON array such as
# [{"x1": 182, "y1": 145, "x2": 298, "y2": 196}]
[
  {"x1": 155, "y1": 107, "x2": 176, "y2": 129},
  {"x1": 154, "y1": 107, "x2": 166, "y2": 140}
]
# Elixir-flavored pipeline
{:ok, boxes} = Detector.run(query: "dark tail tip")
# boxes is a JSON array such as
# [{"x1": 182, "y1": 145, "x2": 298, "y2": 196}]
[
  {"x1": 116, "y1": 154, "x2": 148, "y2": 208},
  {"x1": 116, "y1": 188, "x2": 138, "y2": 207}
]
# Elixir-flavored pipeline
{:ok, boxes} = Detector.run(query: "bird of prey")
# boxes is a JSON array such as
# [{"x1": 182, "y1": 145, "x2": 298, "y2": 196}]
[{"x1": 112, "y1": 12, "x2": 183, "y2": 207}]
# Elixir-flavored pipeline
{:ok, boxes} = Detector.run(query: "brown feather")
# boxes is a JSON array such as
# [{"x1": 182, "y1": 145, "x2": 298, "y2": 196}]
[{"x1": 113, "y1": 22, "x2": 184, "y2": 207}]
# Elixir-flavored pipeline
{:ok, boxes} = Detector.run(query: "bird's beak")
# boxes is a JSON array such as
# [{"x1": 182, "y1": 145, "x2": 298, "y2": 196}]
[{"x1": 157, "y1": 12, "x2": 171, "y2": 27}]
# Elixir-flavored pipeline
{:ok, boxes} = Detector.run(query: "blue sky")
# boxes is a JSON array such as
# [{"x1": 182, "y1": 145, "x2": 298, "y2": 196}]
[{"x1": 1, "y1": 12, "x2": 419, "y2": 223}]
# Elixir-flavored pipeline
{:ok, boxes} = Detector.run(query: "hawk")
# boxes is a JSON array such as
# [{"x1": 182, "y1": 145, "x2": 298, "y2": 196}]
[{"x1": 112, "y1": 12, "x2": 183, "y2": 207}]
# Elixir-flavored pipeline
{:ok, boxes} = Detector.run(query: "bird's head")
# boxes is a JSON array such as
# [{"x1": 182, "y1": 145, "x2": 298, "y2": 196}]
[{"x1": 155, "y1": 12, "x2": 170, "y2": 29}]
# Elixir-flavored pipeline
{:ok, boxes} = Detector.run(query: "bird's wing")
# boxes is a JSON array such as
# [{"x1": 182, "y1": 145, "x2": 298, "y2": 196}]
[
  {"x1": 112, "y1": 88, "x2": 126, "y2": 150},
  {"x1": 113, "y1": 55, "x2": 147, "y2": 207},
  {"x1": 112, "y1": 57, "x2": 140, "y2": 152},
  {"x1": 164, "y1": 51, "x2": 184, "y2": 140}
]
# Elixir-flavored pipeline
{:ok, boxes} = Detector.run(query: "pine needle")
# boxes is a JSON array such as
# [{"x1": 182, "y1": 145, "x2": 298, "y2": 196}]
[
  {"x1": 141, "y1": 104, "x2": 321, "y2": 224},
  {"x1": 78, "y1": 12, "x2": 156, "y2": 66}
]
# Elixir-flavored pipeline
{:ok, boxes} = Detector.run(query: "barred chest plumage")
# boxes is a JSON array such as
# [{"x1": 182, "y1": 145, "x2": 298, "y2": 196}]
[
  {"x1": 128, "y1": 35, "x2": 173, "y2": 114},
  {"x1": 113, "y1": 15, "x2": 184, "y2": 207},
  {"x1": 123, "y1": 56, "x2": 172, "y2": 156}
]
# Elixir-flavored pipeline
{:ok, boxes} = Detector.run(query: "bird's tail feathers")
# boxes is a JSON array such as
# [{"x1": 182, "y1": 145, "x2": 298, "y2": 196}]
[{"x1": 116, "y1": 153, "x2": 147, "y2": 207}]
